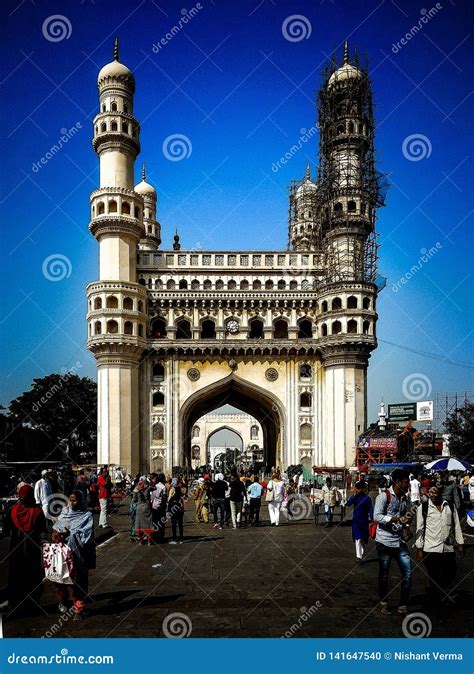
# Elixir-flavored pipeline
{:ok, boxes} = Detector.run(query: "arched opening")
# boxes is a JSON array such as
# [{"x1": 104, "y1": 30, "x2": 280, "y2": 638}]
[
  {"x1": 321, "y1": 323, "x2": 328, "y2": 337},
  {"x1": 122, "y1": 201, "x2": 131, "y2": 215},
  {"x1": 332, "y1": 297, "x2": 342, "y2": 311},
  {"x1": 274, "y1": 319, "x2": 288, "y2": 339},
  {"x1": 228, "y1": 280, "x2": 237, "y2": 290},
  {"x1": 106, "y1": 295, "x2": 118, "y2": 309},
  {"x1": 298, "y1": 318, "x2": 313, "y2": 339},
  {"x1": 289, "y1": 280, "x2": 298, "y2": 290},
  {"x1": 153, "y1": 363, "x2": 165, "y2": 381},
  {"x1": 167, "y1": 280, "x2": 176, "y2": 290},
  {"x1": 100, "y1": 122, "x2": 106, "y2": 133},
  {"x1": 124, "y1": 321, "x2": 133, "y2": 335},
  {"x1": 250, "y1": 425, "x2": 259, "y2": 439},
  {"x1": 216, "y1": 279, "x2": 224, "y2": 290},
  {"x1": 240, "y1": 280, "x2": 249, "y2": 290},
  {"x1": 265, "y1": 280, "x2": 274, "y2": 290},
  {"x1": 94, "y1": 320, "x2": 102, "y2": 335},
  {"x1": 347, "y1": 295, "x2": 358, "y2": 309},
  {"x1": 348, "y1": 200, "x2": 357, "y2": 212},
  {"x1": 122, "y1": 123, "x2": 129, "y2": 135},
  {"x1": 201, "y1": 319, "x2": 216, "y2": 339},
  {"x1": 334, "y1": 202, "x2": 343, "y2": 213},
  {"x1": 278, "y1": 280, "x2": 286, "y2": 290},
  {"x1": 299, "y1": 423, "x2": 312, "y2": 445},
  {"x1": 179, "y1": 279, "x2": 188, "y2": 290},
  {"x1": 153, "y1": 391, "x2": 165, "y2": 407},
  {"x1": 176, "y1": 319, "x2": 192, "y2": 340},
  {"x1": 332, "y1": 320, "x2": 342, "y2": 335},
  {"x1": 137, "y1": 300, "x2": 143, "y2": 312},
  {"x1": 111, "y1": 121, "x2": 118, "y2": 131},
  {"x1": 191, "y1": 279, "x2": 199, "y2": 290},
  {"x1": 347, "y1": 319, "x2": 358, "y2": 334},
  {"x1": 249, "y1": 317, "x2": 264, "y2": 339},
  {"x1": 152, "y1": 422, "x2": 164, "y2": 445},
  {"x1": 97, "y1": 202, "x2": 105, "y2": 215},
  {"x1": 321, "y1": 300, "x2": 328, "y2": 312},
  {"x1": 123, "y1": 297, "x2": 133, "y2": 310},
  {"x1": 151, "y1": 317, "x2": 167, "y2": 339},
  {"x1": 192, "y1": 425, "x2": 200, "y2": 438},
  {"x1": 180, "y1": 375, "x2": 284, "y2": 469},
  {"x1": 106, "y1": 319, "x2": 118, "y2": 334},
  {"x1": 300, "y1": 392, "x2": 312, "y2": 408},
  {"x1": 203, "y1": 280, "x2": 212, "y2": 290},
  {"x1": 111, "y1": 101, "x2": 118, "y2": 112},
  {"x1": 108, "y1": 200, "x2": 117, "y2": 213},
  {"x1": 300, "y1": 363, "x2": 312, "y2": 379},
  {"x1": 363, "y1": 297, "x2": 371, "y2": 310},
  {"x1": 253, "y1": 280, "x2": 262, "y2": 290},
  {"x1": 94, "y1": 297, "x2": 102, "y2": 310},
  {"x1": 363, "y1": 320, "x2": 370, "y2": 335}
]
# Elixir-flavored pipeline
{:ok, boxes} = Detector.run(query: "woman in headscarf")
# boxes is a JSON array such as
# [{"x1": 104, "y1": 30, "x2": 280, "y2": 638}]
[
  {"x1": 7, "y1": 484, "x2": 47, "y2": 614},
  {"x1": 52, "y1": 490, "x2": 95, "y2": 620},
  {"x1": 168, "y1": 478, "x2": 185, "y2": 544},
  {"x1": 132, "y1": 477, "x2": 153, "y2": 545},
  {"x1": 347, "y1": 480, "x2": 374, "y2": 561}
]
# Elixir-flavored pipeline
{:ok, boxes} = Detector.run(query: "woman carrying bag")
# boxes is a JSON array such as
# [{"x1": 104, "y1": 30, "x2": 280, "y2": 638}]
[{"x1": 266, "y1": 472, "x2": 285, "y2": 526}]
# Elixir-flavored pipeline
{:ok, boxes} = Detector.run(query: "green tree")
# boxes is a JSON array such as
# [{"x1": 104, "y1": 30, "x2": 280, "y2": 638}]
[
  {"x1": 8, "y1": 374, "x2": 97, "y2": 462},
  {"x1": 443, "y1": 402, "x2": 474, "y2": 460}
]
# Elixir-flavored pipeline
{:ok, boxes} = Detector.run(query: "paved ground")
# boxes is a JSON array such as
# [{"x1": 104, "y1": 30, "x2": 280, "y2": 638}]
[{"x1": 2, "y1": 499, "x2": 473, "y2": 638}]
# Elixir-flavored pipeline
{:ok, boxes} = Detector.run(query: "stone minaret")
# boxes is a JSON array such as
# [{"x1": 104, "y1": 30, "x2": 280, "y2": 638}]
[
  {"x1": 317, "y1": 41, "x2": 380, "y2": 467},
  {"x1": 136, "y1": 162, "x2": 161, "y2": 251},
  {"x1": 86, "y1": 39, "x2": 147, "y2": 474}
]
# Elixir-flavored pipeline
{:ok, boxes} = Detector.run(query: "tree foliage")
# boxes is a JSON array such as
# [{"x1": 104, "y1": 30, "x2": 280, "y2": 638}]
[
  {"x1": 8, "y1": 374, "x2": 97, "y2": 462},
  {"x1": 444, "y1": 402, "x2": 474, "y2": 460}
]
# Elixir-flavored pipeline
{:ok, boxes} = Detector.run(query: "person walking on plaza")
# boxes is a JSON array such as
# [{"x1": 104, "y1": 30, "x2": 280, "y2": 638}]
[
  {"x1": 229, "y1": 471, "x2": 247, "y2": 529},
  {"x1": 440, "y1": 472, "x2": 461, "y2": 512},
  {"x1": 248, "y1": 476, "x2": 263, "y2": 526},
  {"x1": 52, "y1": 490, "x2": 95, "y2": 620},
  {"x1": 415, "y1": 485, "x2": 464, "y2": 618},
  {"x1": 7, "y1": 484, "x2": 48, "y2": 615},
  {"x1": 34, "y1": 470, "x2": 53, "y2": 522},
  {"x1": 266, "y1": 472, "x2": 285, "y2": 526},
  {"x1": 97, "y1": 466, "x2": 112, "y2": 528},
  {"x1": 347, "y1": 481, "x2": 373, "y2": 561},
  {"x1": 194, "y1": 478, "x2": 205, "y2": 523},
  {"x1": 168, "y1": 478, "x2": 185, "y2": 544},
  {"x1": 374, "y1": 468, "x2": 413, "y2": 615},
  {"x1": 212, "y1": 473, "x2": 227, "y2": 529},
  {"x1": 321, "y1": 477, "x2": 340, "y2": 527},
  {"x1": 409, "y1": 474, "x2": 421, "y2": 508},
  {"x1": 133, "y1": 477, "x2": 153, "y2": 545},
  {"x1": 151, "y1": 473, "x2": 167, "y2": 542}
]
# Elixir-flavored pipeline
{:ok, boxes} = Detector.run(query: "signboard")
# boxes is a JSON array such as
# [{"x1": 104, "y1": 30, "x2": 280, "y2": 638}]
[
  {"x1": 358, "y1": 437, "x2": 398, "y2": 450},
  {"x1": 388, "y1": 402, "x2": 416, "y2": 422},
  {"x1": 416, "y1": 400, "x2": 433, "y2": 422}
]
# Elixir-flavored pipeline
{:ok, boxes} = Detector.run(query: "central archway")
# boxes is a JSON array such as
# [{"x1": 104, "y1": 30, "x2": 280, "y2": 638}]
[{"x1": 179, "y1": 374, "x2": 284, "y2": 469}]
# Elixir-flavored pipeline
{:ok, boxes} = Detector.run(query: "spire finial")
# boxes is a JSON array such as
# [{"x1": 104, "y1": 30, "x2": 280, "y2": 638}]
[
  {"x1": 141, "y1": 161, "x2": 146, "y2": 182},
  {"x1": 343, "y1": 39, "x2": 349, "y2": 65},
  {"x1": 304, "y1": 162, "x2": 311, "y2": 181},
  {"x1": 113, "y1": 37, "x2": 119, "y2": 61}
]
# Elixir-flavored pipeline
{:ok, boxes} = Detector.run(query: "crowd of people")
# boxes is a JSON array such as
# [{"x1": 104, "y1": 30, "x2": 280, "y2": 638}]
[{"x1": 1, "y1": 461, "x2": 472, "y2": 623}]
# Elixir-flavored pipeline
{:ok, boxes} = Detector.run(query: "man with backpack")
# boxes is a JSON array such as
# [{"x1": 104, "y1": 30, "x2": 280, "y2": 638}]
[
  {"x1": 415, "y1": 484, "x2": 464, "y2": 618},
  {"x1": 373, "y1": 469, "x2": 413, "y2": 615}
]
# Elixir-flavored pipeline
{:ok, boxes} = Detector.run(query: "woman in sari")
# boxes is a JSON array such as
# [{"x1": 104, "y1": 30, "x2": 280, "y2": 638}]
[
  {"x1": 132, "y1": 477, "x2": 153, "y2": 545},
  {"x1": 52, "y1": 490, "x2": 95, "y2": 620},
  {"x1": 7, "y1": 484, "x2": 47, "y2": 614}
]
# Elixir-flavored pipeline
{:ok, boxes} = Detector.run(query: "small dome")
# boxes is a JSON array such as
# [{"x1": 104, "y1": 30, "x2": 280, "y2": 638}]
[
  {"x1": 134, "y1": 180, "x2": 156, "y2": 197},
  {"x1": 134, "y1": 162, "x2": 156, "y2": 198},
  {"x1": 328, "y1": 62, "x2": 361, "y2": 87},
  {"x1": 296, "y1": 179, "x2": 318, "y2": 198},
  {"x1": 98, "y1": 38, "x2": 134, "y2": 87}
]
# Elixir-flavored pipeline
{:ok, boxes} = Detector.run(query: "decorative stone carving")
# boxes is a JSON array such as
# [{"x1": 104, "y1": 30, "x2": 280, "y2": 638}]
[
  {"x1": 265, "y1": 367, "x2": 279, "y2": 381},
  {"x1": 187, "y1": 368, "x2": 200, "y2": 381}
]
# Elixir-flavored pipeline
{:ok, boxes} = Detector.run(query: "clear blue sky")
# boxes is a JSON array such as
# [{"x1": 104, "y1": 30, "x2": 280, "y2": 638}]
[{"x1": 1, "y1": 0, "x2": 473, "y2": 426}]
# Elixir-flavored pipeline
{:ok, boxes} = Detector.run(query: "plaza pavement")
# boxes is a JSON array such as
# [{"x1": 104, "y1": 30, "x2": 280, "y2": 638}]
[{"x1": 2, "y1": 499, "x2": 473, "y2": 638}]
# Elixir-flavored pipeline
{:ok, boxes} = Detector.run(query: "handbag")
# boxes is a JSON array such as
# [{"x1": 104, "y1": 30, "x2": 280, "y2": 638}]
[{"x1": 42, "y1": 542, "x2": 75, "y2": 584}]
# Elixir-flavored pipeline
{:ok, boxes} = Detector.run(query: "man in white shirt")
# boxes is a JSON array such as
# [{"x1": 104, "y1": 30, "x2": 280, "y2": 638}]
[
  {"x1": 409, "y1": 474, "x2": 421, "y2": 507},
  {"x1": 34, "y1": 469, "x2": 53, "y2": 521},
  {"x1": 321, "y1": 477, "x2": 340, "y2": 527},
  {"x1": 416, "y1": 484, "x2": 464, "y2": 617}
]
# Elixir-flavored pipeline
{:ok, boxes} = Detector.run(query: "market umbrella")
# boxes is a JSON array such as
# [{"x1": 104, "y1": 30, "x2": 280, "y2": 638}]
[{"x1": 424, "y1": 457, "x2": 472, "y2": 471}]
